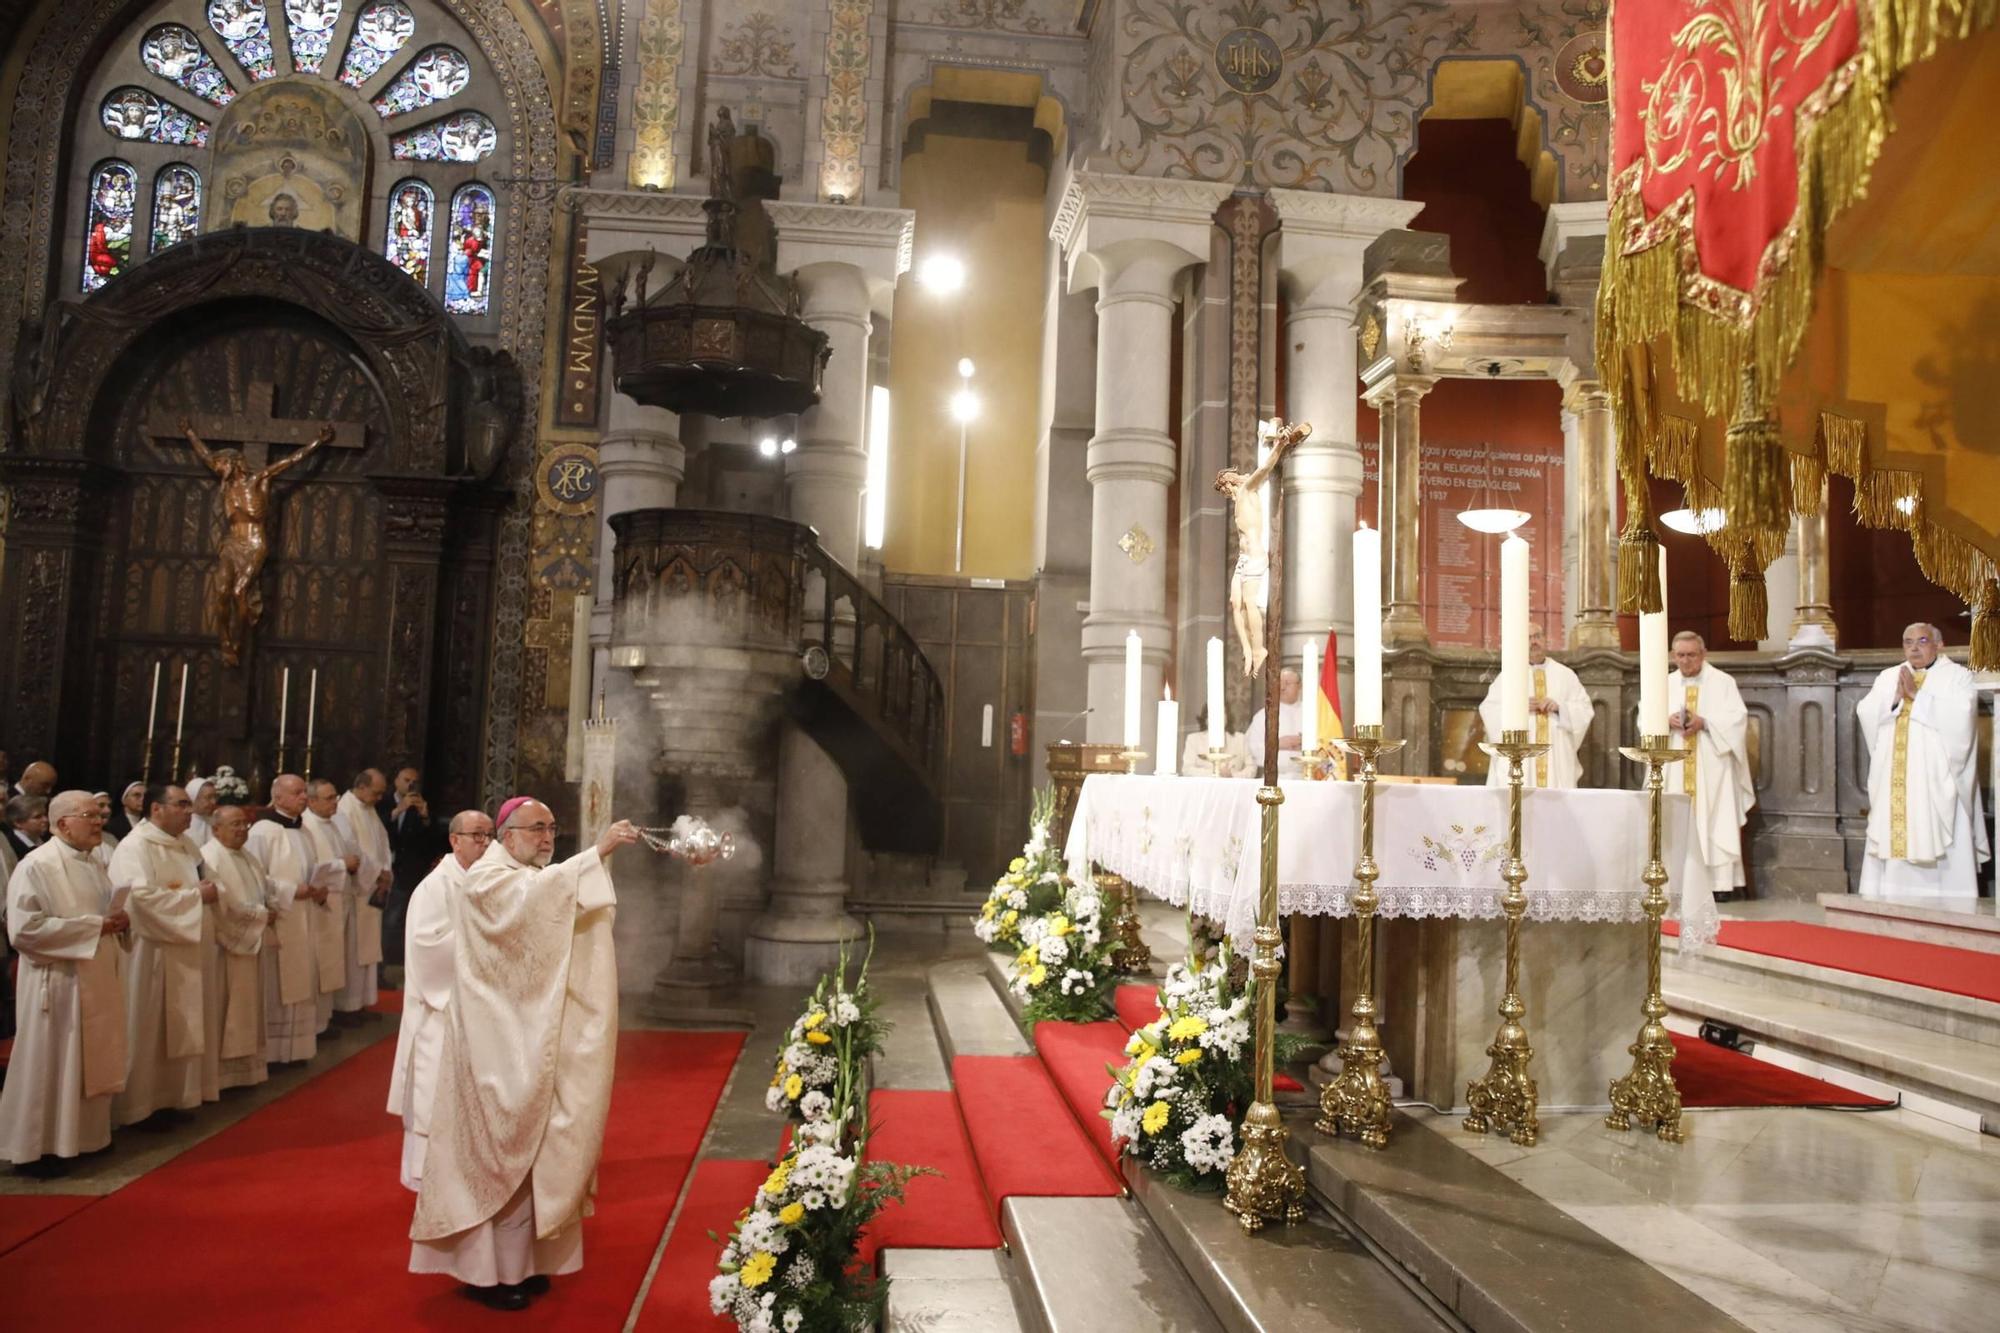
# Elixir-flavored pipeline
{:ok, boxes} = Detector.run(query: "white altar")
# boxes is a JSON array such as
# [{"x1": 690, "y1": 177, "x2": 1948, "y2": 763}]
[{"x1": 1065, "y1": 774, "x2": 1718, "y2": 1109}]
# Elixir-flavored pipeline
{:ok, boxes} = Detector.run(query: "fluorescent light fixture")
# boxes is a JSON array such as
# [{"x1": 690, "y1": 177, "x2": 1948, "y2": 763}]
[
  {"x1": 919, "y1": 254, "x2": 965, "y2": 293},
  {"x1": 1456, "y1": 508, "x2": 1530, "y2": 534},
  {"x1": 950, "y1": 390, "x2": 980, "y2": 424},
  {"x1": 957, "y1": 357, "x2": 975, "y2": 379},
  {"x1": 1660, "y1": 507, "x2": 1726, "y2": 535},
  {"x1": 865, "y1": 385, "x2": 890, "y2": 549}
]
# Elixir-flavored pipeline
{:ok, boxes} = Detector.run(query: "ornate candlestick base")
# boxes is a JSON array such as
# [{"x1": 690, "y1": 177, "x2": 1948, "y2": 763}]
[
  {"x1": 1223, "y1": 784, "x2": 1307, "y2": 1233},
  {"x1": 1607, "y1": 735, "x2": 1687, "y2": 1144},
  {"x1": 1098, "y1": 869, "x2": 1153, "y2": 972},
  {"x1": 1117, "y1": 748, "x2": 1147, "y2": 775},
  {"x1": 141, "y1": 738, "x2": 157, "y2": 785},
  {"x1": 169, "y1": 741, "x2": 184, "y2": 785},
  {"x1": 274, "y1": 745, "x2": 288, "y2": 779},
  {"x1": 1464, "y1": 729, "x2": 1550, "y2": 1147},
  {"x1": 1204, "y1": 747, "x2": 1232, "y2": 777},
  {"x1": 302, "y1": 744, "x2": 316, "y2": 782},
  {"x1": 1316, "y1": 725, "x2": 1405, "y2": 1150}
]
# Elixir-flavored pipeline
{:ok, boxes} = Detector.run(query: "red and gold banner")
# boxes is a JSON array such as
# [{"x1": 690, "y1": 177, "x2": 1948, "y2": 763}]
[{"x1": 1600, "y1": 0, "x2": 2000, "y2": 663}]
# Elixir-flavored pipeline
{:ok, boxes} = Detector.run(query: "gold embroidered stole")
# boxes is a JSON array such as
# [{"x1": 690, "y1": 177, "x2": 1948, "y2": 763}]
[
  {"x1": 1533, "y1": 667, "x2": 1550, "y2": 786},
  {"x1": 1682, "y1": 682, "x2": 1699, "y2": 796},
  {"x1": 1890, "y1": 669, "x2": 1926, "y2": 858}
]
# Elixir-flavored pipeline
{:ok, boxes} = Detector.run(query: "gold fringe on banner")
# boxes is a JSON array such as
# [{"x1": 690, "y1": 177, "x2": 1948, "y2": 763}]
[
  {"x1": 1791, "y1": 453, "x2": 1828, "y2": 516},
  {"x1": 1723, "y1": 367, "x2": 1788, "y2": 533},
  {"x1": 1620, "y1": 524, "x2": 1662, "y2": 614},
  {"x1": 1729, "y1": 567, "x2": 1770, "y2": 642},
  {"x1": 1972, "y1": 578, "x2": 2000, "y2": 671}
]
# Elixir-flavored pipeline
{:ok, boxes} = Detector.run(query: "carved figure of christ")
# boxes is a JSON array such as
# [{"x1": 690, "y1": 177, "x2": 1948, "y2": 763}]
[{"x1": 1215, "y1": 419, "x2": 1311, "y2": 677}]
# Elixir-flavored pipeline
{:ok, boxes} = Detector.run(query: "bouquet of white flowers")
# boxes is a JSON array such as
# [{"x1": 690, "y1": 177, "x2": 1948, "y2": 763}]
[
  {"x1": 763, "y1": 938, "x2": 888, "y2": 1124},
  {"x1": 1005, "y1": 874, "x2": 1119, "y2": 1024},
  {"x1": 971, "y1": 787, "x2": 1065, "y2": 952},
  {"x1": 208, "y1": 765, "x2": 250, "y2": 805}
]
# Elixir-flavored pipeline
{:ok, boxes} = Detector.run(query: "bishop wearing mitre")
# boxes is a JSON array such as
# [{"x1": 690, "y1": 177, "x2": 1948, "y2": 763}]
[
  {"x1": 410, "y1": 798, "x2": 642, "y2": 1312},
  {"x1": 108, "y1": 783, "x2": 218, "y2": 1124},
  {"x1": 301, "y1": 778, "x2": 360, "y2": 1028},
  {"x1": 1661, "y1": 632, "x2": 1756, "y2": 893},
  {"x1": 1478, "y1": 624, "x2": 1592, "y2": 788},
  {"x1": 245, "y1": 775, "x2": 324, "y2": 1065},
  {"x1": 334, "y1": 769, "x2": 391, "y2": 1011},
  {"x1": 203, "y1": 804, "x2": 273, "y2": 1090},
  {"x1": 1857, "y1": 623, "x2": 1990, "y2": 899},
  {"x1": 0, "y1": 791, "x2": 129, "y2": 1168}
]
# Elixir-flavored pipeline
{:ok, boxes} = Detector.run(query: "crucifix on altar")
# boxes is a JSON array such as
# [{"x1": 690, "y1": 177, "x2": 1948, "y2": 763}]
[{"x1": 148, "y1": 381, "x2": 367, "y2": 666}]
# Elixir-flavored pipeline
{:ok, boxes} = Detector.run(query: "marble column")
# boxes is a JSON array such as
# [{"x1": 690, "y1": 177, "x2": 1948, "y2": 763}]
[
  {"x1": 1564, "y1": 382, "x2": 1621, "y2": 649},
  {"x1": 1054, "y1": 172, "x2": 1233, "y2": 754},
  {"x1": 745, "y1": 722, "x2": 861, "y2": 984},
  {"x1": 1790, "y1": 508, "x2": 1838, "y2": 649},
  {"x1": 592, "y1": 393, "x2": 684, "y2": 654},
  {"x1": 1762, "y1": 522, "x2": 1801, "y2": 652},
  {"x1": 1372, "y1": 376, "x2": 1433, "y2": 648}
]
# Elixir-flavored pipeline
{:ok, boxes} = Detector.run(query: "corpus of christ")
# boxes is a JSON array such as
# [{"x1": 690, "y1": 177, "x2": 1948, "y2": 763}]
[{"x1": 2, "y1": 3, "x2": 1998, "y2": 1331}]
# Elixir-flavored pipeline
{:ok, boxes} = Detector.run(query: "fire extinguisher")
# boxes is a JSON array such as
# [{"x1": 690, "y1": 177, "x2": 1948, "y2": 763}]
[{"x1": 1009, "y1": 713, "x2": 1028, "y2": 756}]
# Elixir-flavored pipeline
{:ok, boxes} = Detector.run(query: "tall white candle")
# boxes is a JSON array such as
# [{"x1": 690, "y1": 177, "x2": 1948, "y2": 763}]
[
  {"x1": 173, "y1": 662, "x2": 189, "y2": 745},
  {"x1": 306, "y1": 668, "x2": 319, "y2": 749},
  {"x1": 1123, "y1": 631, "x2": 1143, "y2": 751},
  {"x1": 146, "y1": 660, "x2": 162, "y2": 740},
  {"x1": 1639, "y1": 545, "x2": 1670, "y2": 736},
  {"x1": 1300, "y1": 638, "x2": 1319, "y2": 757},
  {"x1": 1499, "y1": 533, "x2": 1530, "y2": 734},
  {"x1": 1206, "y1": 636, "x2": 1225, "y2": 752},
  {"x1": 1353, "y1": 526, "x2": 1383, "y2": 727},
  {"x1": 1156, "y1": 687, "x2": 1179, "y2": 776},
  {"x1": 278, "y1": 666, "x2": 290, "y2": 744}
]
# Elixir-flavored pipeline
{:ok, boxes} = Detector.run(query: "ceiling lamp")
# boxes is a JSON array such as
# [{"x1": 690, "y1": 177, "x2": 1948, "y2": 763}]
[
  {"x1": 1457, "y1": 508, "x2": 1530, "y2": 534},
  {"x1": 1660, "y1": 507, "x2": 1726, "y2": 534}
]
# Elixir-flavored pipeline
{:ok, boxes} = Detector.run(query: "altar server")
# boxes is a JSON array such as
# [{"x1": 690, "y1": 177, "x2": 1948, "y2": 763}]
[
  {"x1": 388, "y1": 809, "x2": 492, "y2": 1191},
  {"x1": 302, "y1": 778, "x2": 362, "y2": 1023},
  {"x1": 1478, "y1": 625, "x2": 1593, "y2": 788},
  {"x1": 1857, "y1": 623, "x2": 1989, "y2": 899},
  {"x1": 335, "y1": 769, "x2": 391, "y2": 1010},
  {"x1": 203, "y1": 804, "x2": 272, "y2": 1090},
  {"x1": 246, "y1": 775, "x2": 323, "y2": 1065},
  {"x1": 410, "y1": 799, "x2": 641, "y2": 1310},
  {"x1": 108, "y1": 784, "x2": 215, "y2": 1124},
  {"x1": 0, "y1": 791, "x2": 128, "y2": 1167},
  {"x1": 1659, "y1": 632, "x2": 1755, "y2": 893}
]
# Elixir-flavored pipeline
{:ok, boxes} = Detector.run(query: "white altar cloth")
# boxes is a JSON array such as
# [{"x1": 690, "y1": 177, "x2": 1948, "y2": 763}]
[{"x1": 1064, "y1": 775, "x2": 1717, "y2": 952}]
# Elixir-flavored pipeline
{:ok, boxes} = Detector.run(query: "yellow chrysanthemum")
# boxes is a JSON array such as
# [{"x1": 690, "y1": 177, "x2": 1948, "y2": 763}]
[
  {"x1": 1028, "y1": 964, "x2": 1048, "y2": 986},
  {"x1": 1049, "y1": 914, "x2": 1071, "y2": 937},
  {"x1": 1174, "y1": 1049, "x2": 1202, "y2": 1066},
  {"x1": 1017, "y1": 946, "x2": 1038, "y2": 968},
  {"x1": 1142, "y1": 1101, "x2": 1171, "y2": 1135},
  {"x1": 1009, "y1": 857, "x2": 1027, "y2": 874},
  {"x1": 784, "y1": 1074, "x2": 803, "y2": 1099},
  {"x1": 740, "y1": 1251, "x2": 777, "y2": 1288},
  {"x1": 803, "y1": 1011, "x2": 827, "y2": 1030},
  {"x1": 1127, "y1": 1039, "x2": 1156, "y2": 1066},
  {"x1": 981, "y1": 898, "x2": 997, "y2": 919},
  {"x1": 1167, "y1": 1015, "x2": 1208, "y2": 1042},
  {"x1": 1001, "y1": 910, "x2": 1018, "y2": 927},
  {"x1": 805, "y1": 1029, "x2": 832, "y2": 1046},
  {"x1": 762, "y1": 1162, "x2": 791, "y2": 1196},
  {"x1": 778, "y1": 1202, "x2": 805, "y2": 1225}
]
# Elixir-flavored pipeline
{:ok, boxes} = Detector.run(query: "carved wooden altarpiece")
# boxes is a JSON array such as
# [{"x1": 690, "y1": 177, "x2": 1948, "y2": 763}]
[{"x1": 0, "y1": 227, "x2": 517, "y2": 808}]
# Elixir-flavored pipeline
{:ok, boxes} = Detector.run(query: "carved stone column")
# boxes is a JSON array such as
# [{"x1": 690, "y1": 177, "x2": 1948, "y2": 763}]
[
  {"x1": 1371, "y1": 376, "x2": 1434, "y2": 648},
  {"x1": 745, "y1": 722, "x2": 861, "y2": 984},
  {"x1": 1054, "y1": 172, "x2": 1233, "y2": 754},
  {"x1": 1564, "y1": 382, "x2": 1621, "y2": 649},
  {"x1": 592, "y1": 393, "x2": 684, "y2": 654},
  {"x1": 1790, "y1": 508, "x2": 1838, "y2": 649}
]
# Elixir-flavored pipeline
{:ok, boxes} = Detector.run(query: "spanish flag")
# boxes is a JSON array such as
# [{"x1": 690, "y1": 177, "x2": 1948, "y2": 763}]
[{"x1": 1319, "y1": 629, "x2": 1345, "y2": 778}]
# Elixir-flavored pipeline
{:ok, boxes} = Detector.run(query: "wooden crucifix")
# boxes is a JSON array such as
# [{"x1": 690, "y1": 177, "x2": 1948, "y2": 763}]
[{"x1": 148, "y1": 382, "x2": 368, "y2": 667}]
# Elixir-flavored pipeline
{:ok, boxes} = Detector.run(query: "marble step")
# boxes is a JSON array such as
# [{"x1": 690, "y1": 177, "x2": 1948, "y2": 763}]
[
  {"x1": 1665, "y1": 933, "x2": 2000, "y2": 1048},
  {"x1": 1125, "y1": 1154, "x2": 1453, "y2": 1333},
  {"x1": 1002, "y1": 1195, "x2": 1223, "y2": 1333},
  {"x1": 926, "y1": 958, "x2": 1031, "y2": 1062},
  {"x1": 983, "y1": 945, "x2": 1029, "y2": 1026},
  {"x1": 1817, "y1": 891, "x2": 2000, "y2": 955},
  {"x1": 881, "y1": 1248, "x2": 1025, "y2": 1333},
  {"x1": 1663, "y1": 965, "x2": 2000, "y2": 1134},
  {"x1": 1301, "y1": 1111, "x2": 1753, "y2": 1333}
]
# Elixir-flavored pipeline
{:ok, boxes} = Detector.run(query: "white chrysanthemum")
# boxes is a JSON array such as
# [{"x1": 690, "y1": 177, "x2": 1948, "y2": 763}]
[
  {"x1": 1006, "y1": 888, "x2": 1028, "y2": 910},
  {"x1": 798, "y1": 1090, "x2": 831, "y2": 1121},
  {"x1": 833, "y1": 995, "x2": 860, "y2": 1025},
  {"x1": 783, "y1": 1308, "x2": 804, "y2": 1333},
  {"x1": 708, "y1": 1273, "x2": 740, "y2": 1315},
  {"x1": 1180, "y1": 1113, "x2": 1237, "y2": 1174},
  {"x1": 1110, "y1": 1103, "x2": 1141, "y2": 1144},
  {"x1": 1060, "y1": 967, "x2": 1093, "y2": 996},
  {"x1": 763, "y1": 1085, "x2": 786, "y2": 1114},
  {"x1": 803, "y1": 1189, "x2": 826, "y2": 1210},
  {"x1": 1037, "y1": 934, "x2": 1069, "y2": 965}
]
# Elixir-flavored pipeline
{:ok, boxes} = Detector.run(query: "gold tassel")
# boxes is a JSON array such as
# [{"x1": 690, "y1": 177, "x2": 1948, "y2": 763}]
[
  {"x1": 1971, "y1": 578, "x2": 2000, "y2": 672},
  {"x1": 1723, "y1": 363, "x2": 1788, "y2": 534},
  {"x1": 1729, "y1": 567, "x2": 1769, "y2": 643},
  {"x1": 1620, "y1": 524, "x2": 1662, "y2": 615}
]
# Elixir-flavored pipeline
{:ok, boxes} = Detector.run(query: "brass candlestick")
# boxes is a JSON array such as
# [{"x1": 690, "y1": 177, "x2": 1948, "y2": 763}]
[
  {"x1": 1607, "y1": 735, "x2": 1686, "y2": 1143},
  {"x1": 302, "y1": 743, "x2": 316, "y2": 782},
  {"x1": 1316, "y1": 725, "x2": 1405, "y2": 1149},
  {"x1": 275, "y1": 743, "x2": 288, "y2": 777},
  {"x1": 169, "y1": 739, "x2": 184, "y2": 785},
  {"x1": 1223, "y1": 782, "x2": 1308, "y2": 1233},
  {"x1": 1203, "y1": 746, "x2": 1232, "y2": 776},
  {"x1": 1464, "y1": 728, "x2": 1550, "y2": 1146},
  {"x1": 141, "y1": 736, "x2": 156, "y2": 784},
  {"x1": 1117, "y1": 748, "x2": 1147, "y2": 775}
]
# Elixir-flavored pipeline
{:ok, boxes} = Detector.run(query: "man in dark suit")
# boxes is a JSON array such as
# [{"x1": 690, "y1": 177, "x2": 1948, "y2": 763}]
[{"x1": 379, "y1": 765, "x2": 440, "y2": 967}]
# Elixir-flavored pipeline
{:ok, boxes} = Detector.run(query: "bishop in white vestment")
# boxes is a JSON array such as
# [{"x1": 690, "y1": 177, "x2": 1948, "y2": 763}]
[
  {"x1": 1658, "y1": 633, "x2": 1756, "y2": 893},
  {"x1": 1479, "y1": 626, "x2": 1593, "y2": 789},
  {"x1": 410, "y1": 799, "x2": 641, "y2": 1310},
  {"x1": 335, "y1": 771, "x2": 391, "y2": 1009},
  {"x1": 245, "y1": 776, "x2": 322, "y2": 1065},
  {"x1": 0, "y1": 792, "x2": 129, "y2": 1165},
  {"x1": 302, "y1": 779, "x2": 359, "y2": 1026},
  {"x1": 204, "y1": 805, "x2": 273, "y2": 1090},
  {"x1": 106, "y1": 785, "x2": 214, "y2": 1124},
  {"x1": 1857, "y1": 623, "x2": 1991, "y2": 899},
  {"x1": 389, "y1": 809, "x2": 492, "y2": 1191}
]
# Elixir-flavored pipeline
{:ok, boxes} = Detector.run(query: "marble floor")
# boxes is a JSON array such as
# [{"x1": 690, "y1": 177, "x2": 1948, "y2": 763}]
[{"x1": 1415, "y1": 1101, "x2": 2000, "y2": 1333}]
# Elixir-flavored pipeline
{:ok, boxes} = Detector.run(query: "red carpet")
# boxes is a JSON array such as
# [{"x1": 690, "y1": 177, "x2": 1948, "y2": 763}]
[
  {"x1": 859, "y1": 1089, "x2": 1001, "y2": 1260},
  {"x1": 0, "y1": 1193, "x2": 96, "y2": 1257},
  {"x1": 1665, "y1": 918, "x2": 2000, "y2": 1003},
  {"x1": 1115, "y1": 983, "x2": 1162, "y2": 1032},
  {"x1": 1032, "y1": 1020, "x2": 1132, "y2": 1165},
  {"x1": 950, "y1": 1055, "x2": 1121, "y2": 1210},
  {"x1": 635, "y1": 1158, "x2": 770, "y2": 1332},
  {"x1": 0, "y1": 1029, "x2": 742, "y2": 1330},
  {"x1": 1670, "y1": 1033, "x2": 1894, "y2": 1109}
]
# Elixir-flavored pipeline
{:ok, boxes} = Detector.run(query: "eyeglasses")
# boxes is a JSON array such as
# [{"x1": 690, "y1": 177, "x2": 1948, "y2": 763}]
[
  {"x1": 453, "y1": 830, "x2": 493, "y2": 843},
  {"x1": 511, "y1": 822, "x2": 560, "y2": 837}
]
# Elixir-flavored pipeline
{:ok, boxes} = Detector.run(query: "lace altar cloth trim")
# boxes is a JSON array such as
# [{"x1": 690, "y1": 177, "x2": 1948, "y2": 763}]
[{"x1": 1064, "y1": 774, "x2": 1720, "y2": 954}]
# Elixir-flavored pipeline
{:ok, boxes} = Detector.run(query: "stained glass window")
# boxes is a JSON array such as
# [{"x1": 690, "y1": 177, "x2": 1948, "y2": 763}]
[
  {"x1": 206, "y1": 0, "x2": 277, "y2": 81},
  {"x1": 284, "y1": 0, "x2": 342, "y2": 75},
  {"x1": 444, "y1": 184, "x2": 495, "y2": 315},
  {"x1": 101, "y1": 88, "x2": 210, "y2": 147},
  {"x1": 371, "y1": 44, "x2": 470, "y2": 118},
  {"x1": 141, "y1": 24, "x2": 236, "y2": 107},
  {"x1": 338, "y1": 2, "x2": 415, "y2": 89},
  {"x1": 151, "y1": 165, "x2": 203, "y2": 252},
  {"x1": 83, "y1": 161, "x2": 137, "y2": 293},
  {"x1": 383, "y1": 179, "x2": 434, "y2": 285},
  {"x1": 391, "y1": 111, "x2": 497, "y2": 163}
]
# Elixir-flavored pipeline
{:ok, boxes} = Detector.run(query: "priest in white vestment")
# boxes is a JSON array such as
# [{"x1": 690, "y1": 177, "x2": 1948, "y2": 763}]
[
  {"x1": 107, "y1": 784, "x2": 216, "y2": 1124},
  {"x1": 1857, "y1": 623, "x2": 1991, "y2": 899},
  {"x1": 335, "y1": 770, "x2": 391, "y2": 1009},
  {"x1": 389, "y1": 809, "x2": 493, "y2": 1192},
  {"x1": 1245, "y1": 667, "x2": 1306, "y2": 779},
  {"x1": 410, "y1": 799, "x2": 641, "y2": 1311},
  {"x1": 302, "y1": 779, "x2": 360, "y2": 1027},
  {"x1": 1657, "y1": 633, "x2": 1756, "y2": 893},
  {"x1": 204, "y1": 805, "x2": 273, "y2": 1090},
  {"x1": 1479, "y1": 626, "x2": 1593, "y2": 789},
  {"x1": 0, "y1": 792, "x2": 129, "y2": 1168},
  {"x1": 245, "y1": 775, "x2": 326, "y2": 1065}
]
